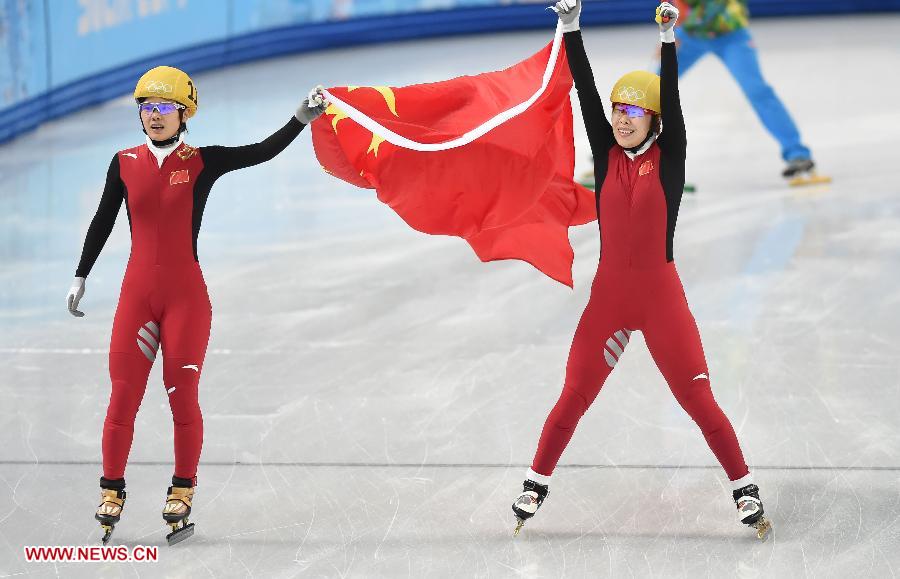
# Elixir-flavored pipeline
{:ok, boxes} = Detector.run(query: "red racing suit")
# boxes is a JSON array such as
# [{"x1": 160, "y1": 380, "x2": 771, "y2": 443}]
[
  {"x1": 530, "y1": 34, "x2": 749, "y2": 481},
  {"x1": 76, "y1": 118, "x2": 305, "y2": 483}
]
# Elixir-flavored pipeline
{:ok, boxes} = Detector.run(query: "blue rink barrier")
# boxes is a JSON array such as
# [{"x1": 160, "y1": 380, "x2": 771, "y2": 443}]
[{"x1": 1, "y1": 0, "x2": 898, "y2": 144}]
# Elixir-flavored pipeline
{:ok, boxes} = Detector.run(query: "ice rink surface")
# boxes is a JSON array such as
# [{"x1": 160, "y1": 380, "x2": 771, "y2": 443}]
[{"x1": 1, "y1": 14, "x2": 899, "y2": 578}]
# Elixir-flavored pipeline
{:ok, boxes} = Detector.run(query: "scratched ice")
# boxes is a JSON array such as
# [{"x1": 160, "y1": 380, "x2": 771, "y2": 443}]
[{"x1": 1, "y1": 15, "x2": 899, "y2": 578}]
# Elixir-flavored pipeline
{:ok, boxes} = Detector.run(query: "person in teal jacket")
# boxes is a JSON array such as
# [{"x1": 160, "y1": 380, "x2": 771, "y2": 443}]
[{"x1": 675, "y1": 0, "x2": 823, "y2": 182}]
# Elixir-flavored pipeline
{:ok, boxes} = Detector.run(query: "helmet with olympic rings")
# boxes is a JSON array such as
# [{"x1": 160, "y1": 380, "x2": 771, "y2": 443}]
[
  {"x1": 133, "y1": 66, "x2": 198, "y2": 119},
  {"x1": 610, "y1": 71, "x2": 660, "y2": 114}
]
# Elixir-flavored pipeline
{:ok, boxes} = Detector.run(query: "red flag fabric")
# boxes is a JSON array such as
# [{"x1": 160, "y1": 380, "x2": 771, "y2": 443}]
[{"x1": 311, "y1": 39, "x2": 596, "y2": 287}]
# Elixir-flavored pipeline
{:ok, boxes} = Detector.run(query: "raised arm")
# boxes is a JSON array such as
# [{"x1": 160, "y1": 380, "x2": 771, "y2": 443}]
[
  {"x1": 201, "y1": 87, "x2": 328, "y2": 179},
  {"x1": 564, "y1": 31, "x2": 616, "y2": 156},
  {"x1": 200, "y1": 117, "x2": 305, "y2": 178},
  {"x1": 553, "y1": 0, "x2": 616, "y2": 156},
  {"x1": 655, "y1": 3, "x2": 686, "y2": 157}
]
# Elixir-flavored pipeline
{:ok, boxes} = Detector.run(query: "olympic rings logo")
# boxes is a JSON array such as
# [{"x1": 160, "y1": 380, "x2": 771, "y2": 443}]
[
  {"x1": 144, "y1": 80, "x2": 174, "y2": 94},
  {"x1": 616, "y1": 86, "x2": 645, "y2": 102}
]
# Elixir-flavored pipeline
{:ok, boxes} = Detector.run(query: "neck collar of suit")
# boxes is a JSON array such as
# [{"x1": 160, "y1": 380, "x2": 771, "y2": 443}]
[
  {"x1": 624, "y1": 131, "x2": 657, "y2": 160},
  {"x1": 145, "y1": 134, "x2": 184, "y2": 168}
]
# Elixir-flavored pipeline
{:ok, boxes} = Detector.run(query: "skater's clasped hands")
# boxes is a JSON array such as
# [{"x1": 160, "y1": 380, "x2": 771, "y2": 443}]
[{"x1": 295, "y1": 85, "x2": 329, "y2": 125}]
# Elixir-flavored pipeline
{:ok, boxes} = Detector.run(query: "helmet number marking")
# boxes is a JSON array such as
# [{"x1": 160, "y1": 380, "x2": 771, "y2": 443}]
[{"x1": 187, "y1": 80, "x2": 197, "y2": 105}]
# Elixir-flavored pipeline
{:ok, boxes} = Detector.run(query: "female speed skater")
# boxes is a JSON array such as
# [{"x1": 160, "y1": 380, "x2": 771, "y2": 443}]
[
  {"x1": 510, "y1": 1, "x2": 771, "y2": 539},
  {"x1": 66, "y1": 66, "x2": 328, "y2": 545}
]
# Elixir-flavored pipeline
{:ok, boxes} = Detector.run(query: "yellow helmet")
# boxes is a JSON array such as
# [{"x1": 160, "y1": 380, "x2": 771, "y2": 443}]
[
  {"x1": 133, "y1": 66, "x2": 198, "y2": 119},
  {"x1": 610, "y1": 71, "x2": 661, "y2": 115}
]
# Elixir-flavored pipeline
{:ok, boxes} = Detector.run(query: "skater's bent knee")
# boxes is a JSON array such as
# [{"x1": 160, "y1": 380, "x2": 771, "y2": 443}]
[
  {"x1": 674, "y1": 379, "x2": 726, "y2": 424},
  {"x1": 106, "y1": 379, "x2": 144, "y2": 420},
  {"x1": 171, "y1": 406, "x2": 202, "y2": 427},
  {"x1": 547, "y1": 387, "x2": 591, "y2": 430}
]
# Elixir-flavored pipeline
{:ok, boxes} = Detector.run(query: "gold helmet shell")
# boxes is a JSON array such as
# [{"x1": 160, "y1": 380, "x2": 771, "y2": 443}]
[
  {"x1": 133, "y1": 66, "x2": 198, "y2": 119},
  {"x1": 610, "y1": 71, "x2": 661, "y2": 114}
]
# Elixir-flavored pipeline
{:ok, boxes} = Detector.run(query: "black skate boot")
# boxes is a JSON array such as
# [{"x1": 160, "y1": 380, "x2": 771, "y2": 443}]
[
  {"x1": 512, "y1": 479, "x2": 549, "y2": 536},
  {"x1": 733, "y1": 484, "x2": 772, "y2": 540},
  {"x1": 95, "y1": 478, "x2": 126, "y2": 545},
  {"x1": 782, "y1": 158, "x2": 831, "y2": 186},
  {"x1": 163, "y1": 478, "x2": 195, "y2": 546}
]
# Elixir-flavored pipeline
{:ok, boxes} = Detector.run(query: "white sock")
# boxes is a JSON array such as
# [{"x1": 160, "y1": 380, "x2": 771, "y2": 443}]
[
  {"x1": 526, "y1": 468, "x2": 551, "y2": 486},
  {"x1": 730, "y1": 473, "x2": 754, "y2": 492}
]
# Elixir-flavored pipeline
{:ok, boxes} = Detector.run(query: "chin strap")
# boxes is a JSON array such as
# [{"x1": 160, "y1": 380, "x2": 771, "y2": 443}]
[
  {"x1": 625, "y1": 130, "x2": 655, "y2": 154},
  {"x1": 148, "y1": 123, "x2": 186, "y2": 147},
  {"x1": 624, "y1": 130, "x2": 658, "y2": 160}
]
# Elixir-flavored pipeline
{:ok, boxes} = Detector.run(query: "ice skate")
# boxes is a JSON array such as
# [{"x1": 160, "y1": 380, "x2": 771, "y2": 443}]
[
  {"x1": 511, "y1": 479, "x2": 548, "y2": 536},
  {"x1": 783, "y1": 158, "x2": 831, "y2": 187},
  {"x1": 733, "y1": 484, "x2": 772, "y2": 540},
  {"x1": 163, "y1": 485, "x2": 195, "y2": 545},
  {"x1": 95, "y1": 488, "x2": 126, "y2": 545}
]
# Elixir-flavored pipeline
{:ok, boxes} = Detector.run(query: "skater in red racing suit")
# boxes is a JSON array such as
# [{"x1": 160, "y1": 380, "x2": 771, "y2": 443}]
[
  {"x1": 511, "y1": 1, "x2": 770, "y2": 540},
  {"x1": 67, "y1": 66, "x2": 328, "y2": 544}
]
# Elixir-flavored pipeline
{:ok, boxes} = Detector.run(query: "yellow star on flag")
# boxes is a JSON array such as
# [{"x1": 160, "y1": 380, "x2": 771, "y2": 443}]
[{"x1": 325, "y1": 86, "x2": 400, "y2": 157}]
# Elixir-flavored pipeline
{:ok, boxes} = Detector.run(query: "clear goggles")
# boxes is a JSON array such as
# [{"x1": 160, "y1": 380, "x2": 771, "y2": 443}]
[
  {"x1": 138, "y1": 102, "x2": 185, "y2": 115},
  {"x1": 613, "y1": 103, "x2": 653, "y2": 118}
]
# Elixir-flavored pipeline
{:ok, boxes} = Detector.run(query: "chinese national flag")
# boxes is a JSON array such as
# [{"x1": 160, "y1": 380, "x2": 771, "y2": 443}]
[{"x1": 311, "y1": 39, "x2": 596, "y2": 287}]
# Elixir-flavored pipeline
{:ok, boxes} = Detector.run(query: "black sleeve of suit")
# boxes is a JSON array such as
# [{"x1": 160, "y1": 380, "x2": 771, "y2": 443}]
[
  {"x1": 564, "y1": 30, "x2": 616, "y2": 159},
  {"x1": 657, "y1": 40, "x2": 687, "y2": 262},
  {"x1": 656, "y1": 41, "x2": 686, "y2": 157},
  {"x1": 565, "y1": 30, "x2": 616, "y2": 230},
  {"x1": 75, "y1": 155, "x2": 124, "y2": 278},
  {"x1": 200, "y1": 117, "x2": 305, "y2": 180}
]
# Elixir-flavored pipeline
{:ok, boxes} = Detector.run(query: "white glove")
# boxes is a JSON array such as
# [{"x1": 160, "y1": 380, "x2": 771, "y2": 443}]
[
  {"x1": 67, "y1": 277, "x2": 86, "y2": 317},
  {"x1": 550, "y1": 0, "x2": 581, "y2": 33},
  {"x1": 656, "y1": 2, "x2": 679, "y2": 43},
  {"x1": 295, "y1": 85, "x2": 329, "y2": 125},
  {"x1": 308, "y1": 85, "x2": 326, "y2": 107}
]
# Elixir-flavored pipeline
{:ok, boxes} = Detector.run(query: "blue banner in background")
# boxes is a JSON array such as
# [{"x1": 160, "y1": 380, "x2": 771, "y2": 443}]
[
  {"x1": 0, "y1": 0, "x2": 48, "y2": 110},
  {"x1": 229, "y1": 0, "x2": 517, "y2": 33},
  {"x1": 1, "y1": 0, "x2": 899, "y2": 144},
  {"x1": 47, "y1": 0, "x2": 226, "y2": 87}
]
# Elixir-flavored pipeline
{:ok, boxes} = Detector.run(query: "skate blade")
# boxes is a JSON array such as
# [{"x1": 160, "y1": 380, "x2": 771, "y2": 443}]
[
  {"x1": 166, "y1": 522, "x2": 195, "y2": 546},
  {"x1": 789, "y1": 174, "x2": 831, "y2": 187},
  {"x1": 513, "y1": 518, "x2": 525, "y2": 537},
  {"x1": 100, "y1": 525, "x2": 114, "y2": 546},
  {"x1": 753, "y1": 517, "x2": 772, "y2": 541}
]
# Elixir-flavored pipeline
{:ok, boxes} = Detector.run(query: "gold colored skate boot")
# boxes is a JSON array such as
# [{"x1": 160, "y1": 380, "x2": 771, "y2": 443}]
[
  {"x1": 95, "y1": 488, "x2": 126, "y2": 545},
  {"x1": 163, "y1": 485, "x2": 195, "y2": 546}
]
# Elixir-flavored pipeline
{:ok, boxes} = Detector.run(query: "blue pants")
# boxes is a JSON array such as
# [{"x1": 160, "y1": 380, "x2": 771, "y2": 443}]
[{"x1": 677, "y1": 28, "x2": 810, "y2": 161}]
